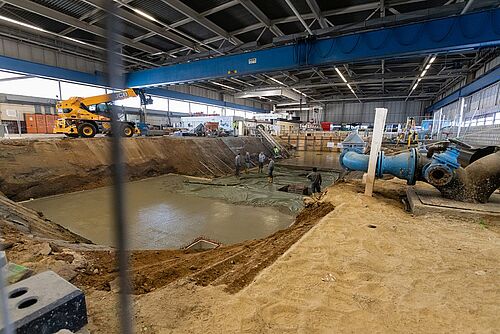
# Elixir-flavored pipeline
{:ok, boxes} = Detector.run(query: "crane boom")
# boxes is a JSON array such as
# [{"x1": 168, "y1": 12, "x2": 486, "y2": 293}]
[{"x1": 53, "y1": 88, "x2": 149, "y2": 138}]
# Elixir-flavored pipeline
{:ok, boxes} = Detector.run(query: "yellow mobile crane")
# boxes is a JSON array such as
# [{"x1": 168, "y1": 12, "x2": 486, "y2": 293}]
[{"x1": 54, "y1": 88, "x2": 152, "y2": 138}]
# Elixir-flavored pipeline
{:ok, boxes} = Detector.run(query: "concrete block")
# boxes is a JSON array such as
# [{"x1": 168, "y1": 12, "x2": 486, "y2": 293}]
[
  {"x1": 0, "y1": 270, "x2": 87, "y2": 334},
  {"x1": 407, "y1": 186, "x2": 500, "y2": 219}
]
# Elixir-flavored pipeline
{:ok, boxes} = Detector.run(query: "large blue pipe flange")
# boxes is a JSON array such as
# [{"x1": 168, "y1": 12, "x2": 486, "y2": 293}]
[{"x1": 423, "y1": 148, "x2": 460, "y2": 186}]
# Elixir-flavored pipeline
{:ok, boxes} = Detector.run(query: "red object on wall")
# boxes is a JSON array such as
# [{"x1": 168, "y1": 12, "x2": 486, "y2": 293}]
[
  {"x1": 320, "y1": 122, "x2": 332, "y2": 131},
  {"x1": 24, "y1": 114, "x2": 38, "y2": 134}
]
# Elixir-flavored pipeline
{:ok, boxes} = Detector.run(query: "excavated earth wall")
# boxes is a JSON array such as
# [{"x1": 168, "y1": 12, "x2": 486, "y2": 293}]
[{"x1": 0, "y1": 136, "x2": 270, "y2": 201}]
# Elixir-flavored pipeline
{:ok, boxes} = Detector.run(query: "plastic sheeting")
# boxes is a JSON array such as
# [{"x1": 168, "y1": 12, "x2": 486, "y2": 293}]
[{"x1": 163, "y1": 168, "x2": 339, "y2": 214}]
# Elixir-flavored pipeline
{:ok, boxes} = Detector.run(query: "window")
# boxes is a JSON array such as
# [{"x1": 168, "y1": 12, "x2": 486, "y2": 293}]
[
  {"x1": 207, "y1": 106, "x2": 222, "y2": 115},
  {"x1": 169, "y1": 99, "x2": 189, "y2": 113},
  {"x1": 0, "y1": 76, "x2": 60, "y2": 99},
  {"x1": 148, "y1": 97, "x2": 169, "y2": 111},
  {"x1": 0, "y1": 70, "x2": 23, "y2": 80},
  {"x1": 190, "y1": 102, "x2": 207, "y2": 114},
  {"x1": 116, "y1": 97, "x2": 141, "y2": 108},
  {"x1": 234, "y1": 110, "x2": 246, "y2": 118},
  {"x1": 60, "y1": 82, "x2": 105, "y2": 99},
  {"x1": 495, "y1": 112, "x2": 500, "y2": 125},
  {"x1": 485, "y1": 115, "x2": 494, "y2": 125}
]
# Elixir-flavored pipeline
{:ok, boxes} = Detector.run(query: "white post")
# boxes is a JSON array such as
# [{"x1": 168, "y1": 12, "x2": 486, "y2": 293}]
[{"x1": 365, "y1": 108, "x2": 388, "y2": 197}]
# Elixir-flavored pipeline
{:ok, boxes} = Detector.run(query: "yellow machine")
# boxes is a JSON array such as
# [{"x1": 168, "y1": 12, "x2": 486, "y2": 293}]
[
  {"x1": 54, "y1": 88, "x2": 150, "y2": 138},
  {"x1": 396, "y1": 117, "x2": 418, "y2": 148}
]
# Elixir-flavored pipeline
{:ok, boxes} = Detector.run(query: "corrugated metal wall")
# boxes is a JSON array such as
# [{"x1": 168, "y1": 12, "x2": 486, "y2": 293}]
[
  {"x1": 322, "y1": 100, "x2": 427, "y2": 124},
  {"x1": 0, "y1": 36, "x2": 105, "y2": 74}
]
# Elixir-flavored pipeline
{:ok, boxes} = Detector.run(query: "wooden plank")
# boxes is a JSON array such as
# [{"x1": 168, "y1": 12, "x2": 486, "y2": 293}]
[{"x1": 365, "y1": 108, "x2": 388, "y2": 197}]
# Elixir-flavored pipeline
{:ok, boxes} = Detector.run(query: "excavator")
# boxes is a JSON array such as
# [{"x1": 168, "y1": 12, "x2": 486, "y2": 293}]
[{"x1": 53, "y1": 88, "x2": 152, "y2": 138}]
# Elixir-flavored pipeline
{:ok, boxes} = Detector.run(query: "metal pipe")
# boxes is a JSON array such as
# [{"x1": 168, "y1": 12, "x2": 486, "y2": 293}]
[{"x1": 340, "y1": 149, "x2": 418, "y2": 184}]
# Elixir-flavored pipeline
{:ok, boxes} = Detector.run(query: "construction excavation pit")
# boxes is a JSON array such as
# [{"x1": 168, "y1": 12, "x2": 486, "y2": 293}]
[
  {"x1": 0, "y1": 134, "x2": 499, "y2": 333},
  {"x1": 22, "y1": 168, "x2": 337, "y2": 249}
]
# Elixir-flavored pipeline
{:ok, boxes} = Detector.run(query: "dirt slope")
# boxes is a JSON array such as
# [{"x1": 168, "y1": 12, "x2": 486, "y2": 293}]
[
  {"x1": 131, "y1": 180, "x2": 499, "y2": 334},
  {"x1": 0, "y1": 136, "x2": 270, "y2": 201}
]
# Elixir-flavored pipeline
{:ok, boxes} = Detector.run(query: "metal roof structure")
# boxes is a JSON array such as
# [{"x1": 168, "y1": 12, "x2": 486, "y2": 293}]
[{"x1": 0, "y1": 0, "x2": 498, "y2": 105}]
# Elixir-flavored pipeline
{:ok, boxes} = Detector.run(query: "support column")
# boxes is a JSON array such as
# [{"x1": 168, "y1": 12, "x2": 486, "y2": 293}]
[
  {"x1": 365, "y1": 108, "x2": 388, "y2": 196},
  {"x1": 457, "y1": 97, "x2": 465, "y2": 138}
]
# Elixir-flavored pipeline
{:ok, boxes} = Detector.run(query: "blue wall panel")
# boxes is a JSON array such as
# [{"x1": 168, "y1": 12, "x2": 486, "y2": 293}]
[{"x1": 426, "y1": 66, "x2": 500, "y2": 112}]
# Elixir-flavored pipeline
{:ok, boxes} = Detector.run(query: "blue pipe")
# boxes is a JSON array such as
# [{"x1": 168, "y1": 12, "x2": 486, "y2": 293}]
[
  {"x1": 340, "y1": 151, "x2": 370, "y2": 173},
  {"x1": 378, "y1": 150, "x2": 418, "y2": 185},
  {"x1": 340, "y1": 149, "x2": 418, "y2": 185}
]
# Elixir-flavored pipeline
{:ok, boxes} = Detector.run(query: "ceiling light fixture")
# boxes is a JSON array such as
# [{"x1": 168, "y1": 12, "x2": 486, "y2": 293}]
[
  {"x1": 334, "y1": 67, "x2": 347, "y2": 83},
  {"x1": 334, "y1": 66, "x2": 360, "y2": 101},
  {"x1": 0, "y1": 15, "x2": 45, "y2": 32},
  {"x1": 132, "y1": 8, "x2": 157, "y2": 22},
  {"x1": 210, "y1": 81, "x2": 239, "y2": 91},
  {"x1": 407, "y1": 55, "x2": 437, "y2": 100},
  {"x1": 268, "y1": 77, "x2": 285, "y2": 86},
  {"x1": 291, "y1": 88, "x2": 309, "y2": 98}
]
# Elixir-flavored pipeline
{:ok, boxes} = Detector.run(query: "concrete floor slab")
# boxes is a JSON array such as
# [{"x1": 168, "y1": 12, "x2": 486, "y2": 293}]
[{"x1": 407, "y1": 186, "x2": 500, "y2": 219}]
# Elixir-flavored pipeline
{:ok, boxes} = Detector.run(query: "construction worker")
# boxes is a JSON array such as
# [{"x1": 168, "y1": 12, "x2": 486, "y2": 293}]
[
  {"x1": 273, "y1": 146, "x2": 280, "y2": 158},
  {"x1": 258, "y1": 152, "x2": 266, "y2": 173},
  {"x1": 244, "y1": 151, "x2": 251, "y2": 173},
  {"x1": 268, "y1": 158, "x2": 275, "y2": 183},
  {"x1": 307, "y1": 167, "x2": 322, "y2": 193},
  {"x1": 235, "y1": 152, "x2": 242, "y2": 177}
]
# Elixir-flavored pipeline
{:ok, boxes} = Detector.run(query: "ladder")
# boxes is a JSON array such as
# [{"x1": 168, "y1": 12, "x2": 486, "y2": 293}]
[{"x1": 256, "y1": 127, "x2": 289, "y2": 158}]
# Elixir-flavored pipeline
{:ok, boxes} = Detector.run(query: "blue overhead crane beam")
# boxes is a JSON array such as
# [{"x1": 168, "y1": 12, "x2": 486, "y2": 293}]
[
  {"x1": 0, "y1": 55, "x2": 106, "y2": 86},
  {"x1": 126, "y1": 8, "x2": 500, "y2": 88},
  {"x1": 0, "y1": 56, "x2": 269, "y2": 113}
]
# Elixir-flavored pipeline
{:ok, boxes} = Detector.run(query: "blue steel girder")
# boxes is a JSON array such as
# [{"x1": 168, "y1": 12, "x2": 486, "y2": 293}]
[
  {"x1": 126, "y1": 9, "x2": 500, "y2": 88},
  {"x1": 0, "y1": 55, "x2": 106, "y2": 86},
  {"x1": 0, "y1": 57, "x2": 268, "y2": 113}
]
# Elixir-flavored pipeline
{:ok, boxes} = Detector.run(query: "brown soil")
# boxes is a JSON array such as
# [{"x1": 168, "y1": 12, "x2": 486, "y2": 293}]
[
  {"x1": 0, "y1": 194, "x2": 90, "y2": 243},
  {"x1": 0, "y1": 136, "x2": 270, "y2": 201},
  {"x1": 70, "y1": 201, "x2": 334, "y2": 294}
]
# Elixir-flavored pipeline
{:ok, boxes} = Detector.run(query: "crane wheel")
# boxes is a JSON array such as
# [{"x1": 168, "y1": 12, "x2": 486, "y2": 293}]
[
  {"x1": 78, "y1": 123, "x2": 97, "y2": 138},
  {"x1": 121, "y1": 124, "x2": 134, "y2": 137}
]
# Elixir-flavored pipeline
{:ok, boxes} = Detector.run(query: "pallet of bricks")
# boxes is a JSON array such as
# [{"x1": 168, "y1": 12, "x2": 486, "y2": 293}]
[
  {"x1": 279, "y1": 131, "x2": 349, "y2": 152},
  {"x1": 24, "y1": 114, "x2": 58, "y2": 134}
]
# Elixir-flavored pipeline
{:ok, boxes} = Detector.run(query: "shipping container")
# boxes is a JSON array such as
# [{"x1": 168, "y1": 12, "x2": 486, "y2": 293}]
[
  {"x1": 45, "y1": 114, "x2": 57, "y2": 133},
  {"x1": 25, "y1": 114, "x2": 38, "y2": 134},
  {"x1": 35, "y1": 114, "x2": 47, "y2": 134}
]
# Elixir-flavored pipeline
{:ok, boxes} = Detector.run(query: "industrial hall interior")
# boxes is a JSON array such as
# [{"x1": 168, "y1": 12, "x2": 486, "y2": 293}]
[{"x1": 0, "y1": 0, "x2": 499, "y2": 333}]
